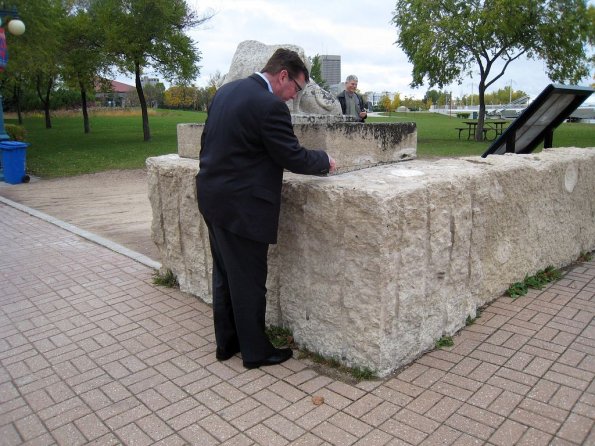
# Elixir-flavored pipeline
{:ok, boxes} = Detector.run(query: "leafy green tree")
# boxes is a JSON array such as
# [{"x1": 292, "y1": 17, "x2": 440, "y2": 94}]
[
  {"x1": 61, "y1": 8, "x2": 111, "y2": 133},
  {"x1": 393, "y1": 0, "x2": 594, "y2": 140},
  {"x1": 460, "y1": 93, "x2": 479, "y2": 108},
  {"x1": 491, "y1": 86, "x2": 527, "y2": 104},
  {"x1": 309, "y1": 54, "x2": 328, "y2": 90},
  {"x1": 401, "y1": 95, "x2": 426, "y2": 111},
  {"x1": 91, "y1": 0, "x2": 212, "y2": 141},
  {"x1": 6, "y1": 0, "x2": 69, "y2": 128},
  {"x1": 380, "y1": 94, "x2": 392, "y2": 114},
  {"x1": 163, "y1": 85, "x2": 199, "y2": 109},
  {"x1": 141, "y1": 82, "x2": 166, "y2": 108},
  {"x1": 423, "y1": 89, "x2": 440, "y2": 107},
  {"x1": 194, "y1": 86, "x2": 211, "y2": 111},
  {"x1": 391, "y1": 92, "x2": 401, "y2": 111}
]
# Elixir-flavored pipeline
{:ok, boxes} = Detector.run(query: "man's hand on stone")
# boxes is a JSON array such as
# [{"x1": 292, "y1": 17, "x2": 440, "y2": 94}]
[{"x1": 328, "y1": 155, "x2": 336, "y2": 174}]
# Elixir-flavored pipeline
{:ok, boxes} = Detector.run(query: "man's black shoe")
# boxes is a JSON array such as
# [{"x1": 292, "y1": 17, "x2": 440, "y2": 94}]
[
  {"x1": 216, "y1": 347, "x2": 239, "y2": 361},
  {"x1": 243, "y1": 348, "x2": 293, "y2": 369}
]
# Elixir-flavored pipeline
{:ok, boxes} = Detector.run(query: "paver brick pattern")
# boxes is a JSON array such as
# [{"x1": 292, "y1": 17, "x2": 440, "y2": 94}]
[{"x1": 0, "y1": 202, "x2": 593, "y2": 445}]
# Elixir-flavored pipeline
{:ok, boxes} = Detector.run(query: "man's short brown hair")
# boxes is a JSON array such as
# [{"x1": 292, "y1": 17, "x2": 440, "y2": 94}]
[{"x1": 261, "y1": 48, "x2": 310, "y2": 83}]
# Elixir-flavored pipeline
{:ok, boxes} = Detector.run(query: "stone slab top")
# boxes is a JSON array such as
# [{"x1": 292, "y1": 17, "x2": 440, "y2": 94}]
[
  {"x1": 148, "y1": 147, "x2": 594, "y2": 198},
  {"x1": 283, "y1": 147, "x2": 594, "y2": 193}
]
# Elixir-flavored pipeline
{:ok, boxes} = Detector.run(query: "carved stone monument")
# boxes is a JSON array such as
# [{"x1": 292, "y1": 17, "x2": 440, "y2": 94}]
[
  {"x1": 146, "y1": 40, "x2": 595, "y2": 376},
  {"x1": 223, "y1": 40, "x2": 342, "y2": 116}
]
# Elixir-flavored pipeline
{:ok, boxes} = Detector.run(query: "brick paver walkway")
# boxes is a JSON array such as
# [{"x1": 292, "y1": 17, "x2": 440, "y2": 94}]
[{"x1": 1, "y1": 201, "x2": 593, "y2": 445}]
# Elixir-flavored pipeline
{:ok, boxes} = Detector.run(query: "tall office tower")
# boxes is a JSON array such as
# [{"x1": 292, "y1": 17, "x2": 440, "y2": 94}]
[{"x1": 320, "y1": 55, "x2": 341, "y2": 87}]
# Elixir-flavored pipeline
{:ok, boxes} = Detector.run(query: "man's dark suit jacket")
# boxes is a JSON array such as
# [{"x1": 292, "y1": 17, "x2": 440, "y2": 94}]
[{"x1": 197, "y1": 74, "x2": 331, "y2": 244}]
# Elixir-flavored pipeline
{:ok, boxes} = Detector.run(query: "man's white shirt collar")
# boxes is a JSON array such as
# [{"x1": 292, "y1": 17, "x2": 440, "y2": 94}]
[{"x1": 256, "y1": 72, "x2": 273, "y2": 93}]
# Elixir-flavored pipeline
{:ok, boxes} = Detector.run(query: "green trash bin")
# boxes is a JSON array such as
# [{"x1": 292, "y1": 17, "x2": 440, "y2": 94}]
[{"x1": 0, "y1": 141, "x2": 30, "y2": 184}]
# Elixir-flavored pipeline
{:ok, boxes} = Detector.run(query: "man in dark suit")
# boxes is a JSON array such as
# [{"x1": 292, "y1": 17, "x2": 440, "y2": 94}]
[{"x1": 196, "y1": 49, "x2": 336, "y2": 369}]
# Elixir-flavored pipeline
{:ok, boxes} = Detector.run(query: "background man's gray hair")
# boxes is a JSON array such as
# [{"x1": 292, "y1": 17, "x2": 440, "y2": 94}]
[{"x1": 346, "y1": 75, "x2": 358, "y2": 82}]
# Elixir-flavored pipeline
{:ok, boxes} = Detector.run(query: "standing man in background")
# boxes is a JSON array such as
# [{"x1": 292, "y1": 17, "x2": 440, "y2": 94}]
[
  {"x1": 196, "y1": 48, "x2": 336, "y2": 369},
  {"x1": 337, "y1": 74, "x2": 368, "y2": 122}
]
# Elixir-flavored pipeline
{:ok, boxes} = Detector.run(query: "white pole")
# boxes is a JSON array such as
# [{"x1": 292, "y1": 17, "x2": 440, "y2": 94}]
[{"x1": 509, "y1": 80, "x2": 512, "y2": 104}]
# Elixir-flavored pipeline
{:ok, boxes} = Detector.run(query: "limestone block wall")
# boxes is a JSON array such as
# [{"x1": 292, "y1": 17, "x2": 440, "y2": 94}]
[
  {"x1": 147, "y1": 148, "x2": 595, "y2": 376},
  {"x1": 147, "y1": 155, "x2": 212, "y2": 301},
  {"x1": 176, "y1": 122, "x2": 417, "y2": 173}
]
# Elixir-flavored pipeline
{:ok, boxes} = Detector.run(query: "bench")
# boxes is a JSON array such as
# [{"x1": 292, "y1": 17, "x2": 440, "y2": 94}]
[
  {"x1": 455, "y1": 127, "x2": 467, "y2": 139},
  {"x1": 456, "y1": 126, "x2": 497, "y2": 141},
  {"x1": 483, "y1": 128, "x2": 496, "y2": 141}
]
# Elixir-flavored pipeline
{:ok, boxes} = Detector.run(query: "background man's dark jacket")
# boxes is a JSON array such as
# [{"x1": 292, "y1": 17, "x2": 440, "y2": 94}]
[
  {"x1": 197, "y1": 74, "x2": 330, "y2": 244},
  {"x1": 337, "y1": 90, "x2": 367, "y2": 122}
]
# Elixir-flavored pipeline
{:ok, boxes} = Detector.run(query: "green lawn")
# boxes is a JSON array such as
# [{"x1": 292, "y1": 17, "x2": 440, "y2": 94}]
[
  {"x1": 369, "y1": 112, "x2": 595, "y2": 158},
  {"x1": 8, "y1": 109, "x2": 207, "y2": 178},
  {"x1": 8, "y1": 109, "x2": 594, "y2": 178}
]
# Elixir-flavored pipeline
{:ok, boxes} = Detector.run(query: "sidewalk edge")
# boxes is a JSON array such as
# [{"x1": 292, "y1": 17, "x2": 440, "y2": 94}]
[{"x1": 0, "y1": 195, "x2": 162, "y2": 271}]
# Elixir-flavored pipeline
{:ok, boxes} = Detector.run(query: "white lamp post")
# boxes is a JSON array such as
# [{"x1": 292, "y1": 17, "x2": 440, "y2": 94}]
[
  {"x1": 6, "y1": 17, "x2": 24, "y2": 35},
  {"x1": 0, "y1": 7, "x2": 25, "y2": 141}
]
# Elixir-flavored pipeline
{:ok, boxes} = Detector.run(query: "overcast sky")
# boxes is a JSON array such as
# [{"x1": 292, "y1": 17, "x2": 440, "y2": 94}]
[{"x1": 149, "y1": 0, "x2": 592, "y2": 101}]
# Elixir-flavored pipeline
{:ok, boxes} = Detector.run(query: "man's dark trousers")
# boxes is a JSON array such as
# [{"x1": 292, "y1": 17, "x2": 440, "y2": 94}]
[{"x1": 205, "y1": 221, "x2": 276, "y2": 362}]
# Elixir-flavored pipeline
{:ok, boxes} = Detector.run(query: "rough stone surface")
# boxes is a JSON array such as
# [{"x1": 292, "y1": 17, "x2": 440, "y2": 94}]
[
  {"x1": 295, "y1": 82, "x2": 342, "y2": 115},
  {"x1": 176, "y1": 122, "x2": 417, "y2": 173},
  {"x1": 177, "y1": 123, "x2": 203, "y2": 160},
  {"x1": 147, "y1": 148, "x2": 595, "y2": 376},
  {"x1": 291, "y1": 114, "x2": 359, "y2": 124},
  {"x1": 223, "y1": 40, "x2": 342, "y2": 115},
  {"x1": 147, "y1": 155, "x2": 211, "y2": 299}
]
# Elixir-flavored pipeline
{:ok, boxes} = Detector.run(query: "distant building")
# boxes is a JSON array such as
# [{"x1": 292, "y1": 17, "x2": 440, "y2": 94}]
[
  {"x1": 141, "y1": 76, "x2": 160, "y2": 87},
  {"x1": 365, "y1": 91, "x2": 380, "y2": 107},
  {"x1": 328, "y1": 83, "x2": 342, "y2": 95},
  {"x1": 95, "y1": 79, "x2": 136, "y2": 107},
  {"x1": 320, "y1": 55, "x2": 341, "y2": 87},
  {"x1": 366, "y1": 91, "x2": 397, "y2": 108}
]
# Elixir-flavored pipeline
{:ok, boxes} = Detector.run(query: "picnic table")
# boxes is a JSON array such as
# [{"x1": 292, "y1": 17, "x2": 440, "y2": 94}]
[{"x1": 456, "y1": 119, "x2": 508, "y2": 141}]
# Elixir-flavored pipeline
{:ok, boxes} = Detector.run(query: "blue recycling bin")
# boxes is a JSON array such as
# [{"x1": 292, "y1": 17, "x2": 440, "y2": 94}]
[{"x1": 0, "y1": 141, "x2": 30, "y2": 184}]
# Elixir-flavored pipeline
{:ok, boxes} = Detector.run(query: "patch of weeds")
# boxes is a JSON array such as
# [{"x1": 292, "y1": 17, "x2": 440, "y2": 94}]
[
  {"x1": 350, "y1": 366, "x2": 375, "y2": 381},
  {"x1": 435, "y1": 336, "x2": 454, "y2": 348},
  {"x1": 466, "y1": 308, "x2": 483, "y2": 326},
  {"x1": 506, "y1": 265, "x2": 562, "y2": 300},
  {"x1": 309, "y1": 351, "x2": 327, "y2": 364},
  {"x1": 578, "y1": 251, "x2": 593, "y2": 262},
  {"x1": 535, "y1": 265, "x2": 562, "y2": 284},
  {"x1": 524, "y1": 274, "x2": 549, "y2": 290},
  {"x1": 506, "y1": 281, "x2": 528, "y2": 299},
  {"x1": 296, "y1": 350, "x2": 310, "y2": 360},
  {"x1": 265, "y1": 326, "x2": 294, "y2": 348},
  {"x1": 152, "y1": 269, "x2": 178, "y2": 288},
  {"x1": 325, "y1": 357, "x2": 342, "y2": 368},
  {"x1": 299, "y1": 348, "x2": 377, "y2": 382}
]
